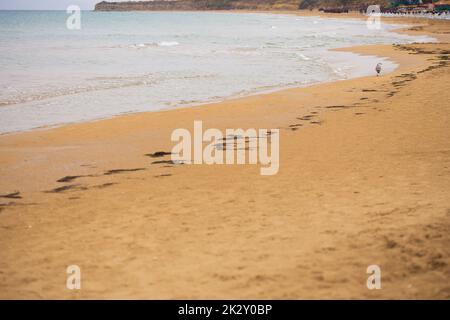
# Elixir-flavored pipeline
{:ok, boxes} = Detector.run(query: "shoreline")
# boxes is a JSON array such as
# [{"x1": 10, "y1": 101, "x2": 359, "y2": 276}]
[
  {"x1": 0, "y1": 12, "x2": 436, "y2": 136},
  {"x1": 0, "y1": 12, "x2": 449, "y2": 299},
  {"x1": 0, "y1": 50, "x2": 399, "y2": 137}
]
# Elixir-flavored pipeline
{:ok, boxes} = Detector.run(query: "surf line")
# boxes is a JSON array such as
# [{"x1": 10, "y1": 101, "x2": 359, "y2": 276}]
[{"x1": 170, "y1": 120, "x2": 280, "y2": 176}]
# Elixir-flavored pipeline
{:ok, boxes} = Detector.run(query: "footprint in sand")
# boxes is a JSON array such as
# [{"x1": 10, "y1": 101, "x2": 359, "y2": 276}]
[
  {"x1": 104, "y1": 168, "x2": 146, "y2": 175},
  {"x1": 0, "y1": 191, "x2": 22, "y2": 199},
  {"x1": 145, "y1": 151, "x2": 173, "y2": 158}
]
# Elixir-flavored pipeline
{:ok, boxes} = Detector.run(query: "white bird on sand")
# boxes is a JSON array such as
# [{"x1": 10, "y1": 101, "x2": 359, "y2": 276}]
[{"x1": 376, "y1": 63, "x2": 382, "y2": 76}]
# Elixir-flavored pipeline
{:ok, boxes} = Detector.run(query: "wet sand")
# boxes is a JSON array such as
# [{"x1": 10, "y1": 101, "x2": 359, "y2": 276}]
[{"x1": 0, "y1": 14, "x2": 449, "y2": 299}]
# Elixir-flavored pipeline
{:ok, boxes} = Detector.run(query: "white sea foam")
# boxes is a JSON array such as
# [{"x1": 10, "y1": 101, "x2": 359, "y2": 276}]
[
  {"x1": 158, "y1": 41, "x2": 180, "y2": 47},
  {"x1": 128, "y1": 41, "x2": 180, "y2": 49},
  {"x1": 297, "y1": 53, "x2": 312, "y2": 61}
]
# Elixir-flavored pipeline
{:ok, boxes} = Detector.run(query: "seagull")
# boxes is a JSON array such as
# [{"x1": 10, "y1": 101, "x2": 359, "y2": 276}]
[{"x1": 376, "y1": 63, "x2": 382, "y2": 76}]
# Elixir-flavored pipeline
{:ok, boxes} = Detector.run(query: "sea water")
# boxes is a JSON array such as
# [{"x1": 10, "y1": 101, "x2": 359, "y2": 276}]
[{"x1": 0, "y1": 11, "x2": 434, "y2": 134}]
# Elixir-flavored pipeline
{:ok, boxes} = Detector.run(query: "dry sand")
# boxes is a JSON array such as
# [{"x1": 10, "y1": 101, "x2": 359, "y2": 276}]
[{"x1": 0, "y1": 14, "x2": 449, "y2": 299}]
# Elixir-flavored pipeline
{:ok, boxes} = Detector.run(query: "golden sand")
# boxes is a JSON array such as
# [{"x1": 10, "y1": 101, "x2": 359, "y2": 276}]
[{"x1": 0, "y1": 14, "x2": 449, "y2": 299}]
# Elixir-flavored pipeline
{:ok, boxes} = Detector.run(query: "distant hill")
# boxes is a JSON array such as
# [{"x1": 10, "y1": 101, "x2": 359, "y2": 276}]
[
  {"x1": 299, "y1": 0, "x2": 391, "y2": 10},
  {"x1": 94, "y1": 0, "x2": 393, "y2": 11},
  {"x1": 95, "y1": 1, "x2": 299, "y2": 11}
]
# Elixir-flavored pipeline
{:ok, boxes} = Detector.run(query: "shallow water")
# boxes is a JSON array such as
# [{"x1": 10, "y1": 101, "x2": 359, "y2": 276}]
[{"x1": 0, "y1": 11, "x2": 434, "y2": 134}]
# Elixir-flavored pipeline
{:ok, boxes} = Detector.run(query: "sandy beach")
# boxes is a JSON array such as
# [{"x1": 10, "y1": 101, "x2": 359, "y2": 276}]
[{"x1": 0, "y1": 12, "x2": 449, "y2": 299}]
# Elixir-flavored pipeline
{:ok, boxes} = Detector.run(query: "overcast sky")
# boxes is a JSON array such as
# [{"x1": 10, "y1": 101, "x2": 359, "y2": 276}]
[{"x1": 0, "y1": 0, "x2": 132, "y2": 10}]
